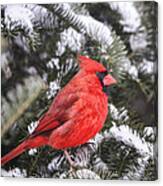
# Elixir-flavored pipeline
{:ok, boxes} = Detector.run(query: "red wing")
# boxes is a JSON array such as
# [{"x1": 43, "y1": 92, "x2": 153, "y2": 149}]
[
  {"x1": 33, "y1": 115, "x2": 60, "y2": 135},
  {"x1": 32, "y1": 90, "x2": 79, "y2": 136}
]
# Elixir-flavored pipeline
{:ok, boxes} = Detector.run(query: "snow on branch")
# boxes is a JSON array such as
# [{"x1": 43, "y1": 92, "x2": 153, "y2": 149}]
[
  {"x1": 70, "y1": 169, "x2": 101, "y2": 179},
  {"x1": 42, "y1": 3, "x2": 130, "y2": 79},
  {"x1": 4, "y1": 5, "x2": 35, "y2": 34},
  {"x1": 1, "y1": 168, "x2": 27, "y2": 177},
  {"x1": 3, "y1": 5, "x2": 40, "y2": 51},
  {"x1": 42, "y1": 4, "x2": 113, "y2": 49},
  {"x1": 56, "y1": 27, "x2": 85, "y2": 56},
  {"x1": 22, "y1": 4, "x2": 60, "y2": 30},
  {"x1": 109, "y1": 2, "x2": 141, "y2": 33},
  {"x1": 106, "y1": 124, "x2": 153, "y2": 158},
  {"x1": 102, "y1": 124, "x2": 155, "y2": 180},
  {"x1": 3, "y1": 4, "x2": 128, "y2": 73}
]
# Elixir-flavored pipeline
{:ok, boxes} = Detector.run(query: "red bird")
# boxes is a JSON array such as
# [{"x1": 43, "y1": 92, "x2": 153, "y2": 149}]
[{"x1": 1, "y1": 55, "x2": 116, "y2": 167}]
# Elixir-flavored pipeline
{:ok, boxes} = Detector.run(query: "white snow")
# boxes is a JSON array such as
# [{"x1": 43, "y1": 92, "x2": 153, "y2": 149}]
[
  {"x1": 28, "y1": 148, "x2": 37, "y2": 156},
  {"x1": 130, "y1": 32, "x2": 147, "y2": 51},
  {"x1": 109, "y1": 104, "x2": 129, "y2": 121},
  {"x1": 128, "y1": 65, "x2": 138, "y2": 79},
  {"x1": 1, "y1": 168, "x2": 27, "y2": 177},
  {"x1": 75, "y1": 169, "x2": 101, "y2": 179},
  {"x1": 138, "y1": 59, "x2": 154, "y2": 74},
  {"x1": 48, "y1": 155, "x2": 65, "y2": 172},
  {"x1": 109, "y1": 104, "x2": 119, "y2": 120},
  {"x1": 79, "y1": 15, "x2": 113, "y2": 48},
  {"x1": 46, "y1": 81, "x2": 60, "y2": 100},
  {"x1": 143, "y1": 127, "x2": 155, "y2": 141},
  {"x1": 47, "y1": 58, "x2": 60, "y2": 70},
  {"x1": 105, "y1": 124, "x2": 153, "y2": 158},
  {"x1": 109, "y1": 2, "x2": 141, "y2": 32},
  {"x1": 5, "y1": 5, "x2": 34, "y2": 33},
  {"x1": 56, "y1": 28, "x2": 85, "y2": 56},
  {"x1": 27, "y1": 121, "x2": 39, "y2": 134}
]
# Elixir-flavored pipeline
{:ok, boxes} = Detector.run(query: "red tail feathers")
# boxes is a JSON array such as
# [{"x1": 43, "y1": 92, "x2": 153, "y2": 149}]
[
  {"x1": 1, "y1": 141, "x2": 27, "y2": 166},
  {"x1": 1, "y1": 135, "x2": 48, "y2": 165}
]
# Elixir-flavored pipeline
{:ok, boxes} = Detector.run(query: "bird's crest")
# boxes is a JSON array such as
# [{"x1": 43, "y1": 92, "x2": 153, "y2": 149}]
[{"x1": 78, "y1": 55, "x2": 107, "y2": 73}]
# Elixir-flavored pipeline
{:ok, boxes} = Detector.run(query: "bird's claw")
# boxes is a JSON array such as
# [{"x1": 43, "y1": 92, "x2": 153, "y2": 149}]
[{"x1": 64, "y1": 149, "x2": 87, "y2": 171}]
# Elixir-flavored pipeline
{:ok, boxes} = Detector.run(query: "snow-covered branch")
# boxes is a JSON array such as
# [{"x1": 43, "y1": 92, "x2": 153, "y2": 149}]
[
  {"x1": 106, "y1": 124, "x2": 153, "y2": 157},
  {"x1": 109, "y1": 2, "x2": 141, "y2": 33},
  {"x1": 42, "y1": 4, "x2": 113, "y2": 49}
]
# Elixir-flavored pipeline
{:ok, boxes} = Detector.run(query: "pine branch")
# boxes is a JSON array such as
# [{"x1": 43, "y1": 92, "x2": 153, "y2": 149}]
[
  {"x1": 22, "y1": 4, "x2": 63, "y2": 31},
  {"x1": 91, "y1": 155, "x2": 110, "y2": 179},
  {"x1": 42, "y1": 4, "x2": 113, "y2": 47},
  {"x1": 107, "y1": 124, "x2": 153, "y2": 157},
  {"x1": 42, "y1": 4, "x2": 129, "y2": 79},
  {"x1": 1, "y1": 168, "x2": 27, "y2": 177},
  {"x1": 2, "y1": 5, "x2": 41, "y2": 51},
  {"x1": 70, "y1": 169, "x2": 101, "y2": 179},
  {"x1": 121, "y1": 156, "x2": 151, "y2": 180},
  {"x1": 101, "y1": 124, "x2": 155, "y2": 180},
  {"x1": 55, "y1": 27, "x2": 85, "y2": 56}
]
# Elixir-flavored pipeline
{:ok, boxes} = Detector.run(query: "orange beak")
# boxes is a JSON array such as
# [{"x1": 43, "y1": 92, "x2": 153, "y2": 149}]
[{"x1": 103, "y1": 74, "x2": 117, "y2": 86}]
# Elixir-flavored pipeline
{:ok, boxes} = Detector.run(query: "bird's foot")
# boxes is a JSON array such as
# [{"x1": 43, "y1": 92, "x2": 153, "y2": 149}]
[{"x1": 64, "y1": 150, "x2": 86, "y2": 170}]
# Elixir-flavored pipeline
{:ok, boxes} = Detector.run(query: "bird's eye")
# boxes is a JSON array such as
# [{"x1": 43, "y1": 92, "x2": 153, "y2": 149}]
[
  {"x1": 96, "y1": 71, "x2": 107, "y2": 82},
  {"x1": 96, "y1": 71, "x2": 108, "y2": 87}
]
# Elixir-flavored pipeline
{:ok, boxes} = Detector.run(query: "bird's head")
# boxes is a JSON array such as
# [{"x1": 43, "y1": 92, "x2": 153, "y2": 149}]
[{"x1": 78, "y1": 55, "x2": 117, "y2": 88}]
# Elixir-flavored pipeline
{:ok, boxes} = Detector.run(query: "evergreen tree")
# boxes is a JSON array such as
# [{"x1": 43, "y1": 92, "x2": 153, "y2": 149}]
[{"x1": 1, "y1": 2, "x2": 157, "y2": 180}]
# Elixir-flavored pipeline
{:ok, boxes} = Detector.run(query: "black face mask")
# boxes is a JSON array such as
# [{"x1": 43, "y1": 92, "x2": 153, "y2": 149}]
[{"x1": 96, "y1": 71, "x2": 113, "y2": 96}]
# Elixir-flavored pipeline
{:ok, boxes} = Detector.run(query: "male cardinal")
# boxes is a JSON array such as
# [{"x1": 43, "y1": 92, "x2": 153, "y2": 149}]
[{"x1": 1, "y1": 55, "x2": 116, "y2": 167}]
